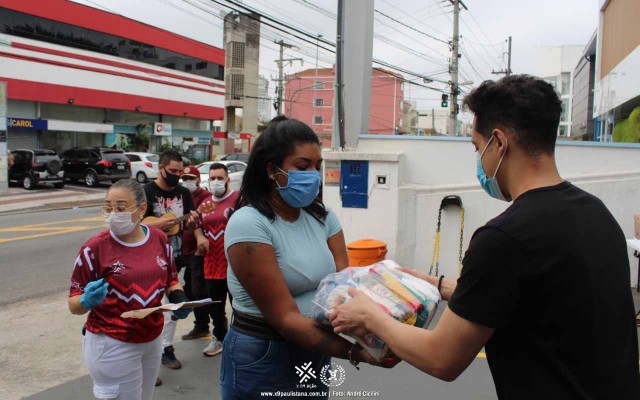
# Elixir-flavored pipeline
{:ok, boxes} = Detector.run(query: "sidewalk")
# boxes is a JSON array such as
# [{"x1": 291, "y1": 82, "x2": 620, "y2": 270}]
[{"x1": 0, "y1": 185, "x2": 105, "y2": 215}]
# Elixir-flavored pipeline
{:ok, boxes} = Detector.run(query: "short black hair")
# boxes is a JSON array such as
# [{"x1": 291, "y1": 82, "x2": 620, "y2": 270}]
[
  {"x1": 236, "y1": 116, "x2": 327, "y2": 222},
  {"x1": 209, "y1": 162, "x2": 228, "y2": 175},
  {"x1": 462, "y1": 74, "x2": 562, "y2": 155},
  {"x1": 159, "y1": 150, "x2": 183, "y2": 167}
]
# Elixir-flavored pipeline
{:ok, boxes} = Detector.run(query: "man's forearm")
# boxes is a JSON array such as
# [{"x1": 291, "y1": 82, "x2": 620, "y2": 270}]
[{"x1": 366, "y1": 311, "x2": 445, "y2": 376}]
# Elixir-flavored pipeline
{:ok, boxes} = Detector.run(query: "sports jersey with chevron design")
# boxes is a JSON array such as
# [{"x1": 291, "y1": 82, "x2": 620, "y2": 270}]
[
  {"x1": 69, "y1": 226, "x2": 179, "y2": 343},
  {"x1": 201, "y1": 191, "x2": 239, "y2": 279}
]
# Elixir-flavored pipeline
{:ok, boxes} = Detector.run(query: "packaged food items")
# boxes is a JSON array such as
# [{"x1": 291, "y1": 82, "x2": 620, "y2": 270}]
[{"x1": 312, "y1": 260, "x2": 441, "y2": 360}]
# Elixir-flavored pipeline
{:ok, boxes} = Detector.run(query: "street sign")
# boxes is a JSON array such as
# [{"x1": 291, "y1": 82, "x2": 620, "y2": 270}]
[{"x1": 153, "y1": 122, "x2": 172, "y2": 136}]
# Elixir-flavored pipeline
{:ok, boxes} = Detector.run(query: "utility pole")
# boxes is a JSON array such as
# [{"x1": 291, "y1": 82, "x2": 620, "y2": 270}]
[
  {"x1": 313, "y1": 34, "x2": 322, "y2": 129},
  {"x1": 492, "y1": 36, "x2": 513, "y2": 77},
  {"x1": 333, "y1": 0, "x2": 346, "y2": 148},
  {"x1": 447, "y1": 0, "x2": 466, "y2": 136},
  {"x1": 274, "y1": 40, "x2": 302, "y2": 116}
]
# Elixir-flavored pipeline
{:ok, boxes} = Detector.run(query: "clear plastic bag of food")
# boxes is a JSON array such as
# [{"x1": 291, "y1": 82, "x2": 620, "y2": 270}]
[{"x1": 311, "y1": 260, "x2": 441, "y2": 360}]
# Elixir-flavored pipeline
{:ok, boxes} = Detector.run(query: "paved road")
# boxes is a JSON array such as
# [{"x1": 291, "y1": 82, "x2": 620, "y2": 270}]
[
  {"x1": 0, "y1": 206, "x2": 105, "y2": 306},
  {"x1": 0, "y1": 205, "x2": 501, "y2": 399}
]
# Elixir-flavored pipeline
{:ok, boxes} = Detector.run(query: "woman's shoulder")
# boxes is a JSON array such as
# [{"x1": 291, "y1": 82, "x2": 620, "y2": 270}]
[
  {"x1": 229, "y1": 206, "x2": 268, "y2": 223},
  {"x1": 81, "y1": 229, "x2": 111, "y2": 249},
  {"x1": 145, "y1": 225, "x2": 168, "y2": 243}
]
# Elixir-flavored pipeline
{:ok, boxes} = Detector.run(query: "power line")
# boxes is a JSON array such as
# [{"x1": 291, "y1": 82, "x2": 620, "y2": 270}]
[
  {"x1": 211, "y1": 0, "x2": 450, "y2": 93},
  {"x1": 374, "y1": 9, "x2": 450, "y2": 46}
]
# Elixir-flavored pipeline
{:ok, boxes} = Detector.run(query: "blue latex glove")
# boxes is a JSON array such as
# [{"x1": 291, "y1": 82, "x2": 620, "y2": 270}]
[
  {"x1": 172, "y1": 306, "x2": 192, "y2": 320},
  {"x1": 80, "y1": 278, "x2": 108, "y2": 310}
]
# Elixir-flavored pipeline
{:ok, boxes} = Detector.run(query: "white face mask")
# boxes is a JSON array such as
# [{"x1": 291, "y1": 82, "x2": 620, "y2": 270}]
[
  {"x1": 209, "y1": 180, "x2": 227, "y2": 197},
  {"x1": 106, "y1": 210, "x2": 139, "y2": 236},
  {"x1": 182, "y1": 180, "x2": 198, "y2": 194}
]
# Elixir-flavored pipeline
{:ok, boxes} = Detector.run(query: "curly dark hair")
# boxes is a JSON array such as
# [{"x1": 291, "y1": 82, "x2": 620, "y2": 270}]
[
  {"x1": 236, "y1": 116, "x2": 327, "y2": 222},
  {"x1": 462, "y1": 74, "x2": 562, "y2": 155}
]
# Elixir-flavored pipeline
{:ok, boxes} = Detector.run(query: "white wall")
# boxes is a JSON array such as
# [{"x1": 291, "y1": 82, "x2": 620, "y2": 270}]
[
  {"x1": 594, "y1": 44, "x2": 640, "y2": 117},
  {"x1": 324, "y1": 136, "x2": 640, "y2": 287}
]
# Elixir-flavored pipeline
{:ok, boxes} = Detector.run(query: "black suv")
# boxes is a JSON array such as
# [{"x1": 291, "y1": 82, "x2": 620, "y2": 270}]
[
  {"x1": 9, "y1": 149, "x2": 65, "y2": 190},
  {"x1": 60, "y1": 147, "x2": 131, "y2": 187}
]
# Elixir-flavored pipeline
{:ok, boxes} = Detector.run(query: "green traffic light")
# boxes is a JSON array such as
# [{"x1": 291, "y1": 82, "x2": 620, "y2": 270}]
[{"x1": 441, "y1": 101, "x2": 448, "y2": 107}]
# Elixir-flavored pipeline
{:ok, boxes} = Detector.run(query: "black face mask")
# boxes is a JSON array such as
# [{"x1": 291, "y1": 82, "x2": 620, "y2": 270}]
[{"x1": 163, "y1": 169, "x2": 180, "y2": 188}]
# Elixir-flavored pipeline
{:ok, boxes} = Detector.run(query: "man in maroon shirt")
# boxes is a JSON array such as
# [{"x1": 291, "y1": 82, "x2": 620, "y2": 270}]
[
  {"x1": 200, "y1": 163, "x2": 239, "y2": 356},
  {"x1": 180, "y1": 166, "x2": 213, "y2": 340}
]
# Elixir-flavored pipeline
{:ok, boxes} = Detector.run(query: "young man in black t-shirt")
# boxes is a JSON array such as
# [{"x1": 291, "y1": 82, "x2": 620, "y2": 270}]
[
  {"x1": 143, "y1": 150, "x2": 196, "y2": 376},
  {"x1": 330, "y1": 75, "x2": 640, "y2": 399}
]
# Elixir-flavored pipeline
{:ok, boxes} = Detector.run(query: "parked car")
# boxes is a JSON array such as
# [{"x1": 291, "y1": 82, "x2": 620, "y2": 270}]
[
  {"x1": 8, "y1": 149, "x2": 65, "y2": 190},
  {"x1": 220, "y1": 153, "x2": 249, "y2": 162},
  {"x1": 194, "y1": 160, "x2": 246, "y2": 192},
  {"x1": 181, "y1": 155, "x2": 192, "y2": 166},
  {"x1": 60, "y1": 147, "x2": 131, "y2": 187},
  {"x1": 125, "y1": 152, "x2": 159, "y2": 183}
]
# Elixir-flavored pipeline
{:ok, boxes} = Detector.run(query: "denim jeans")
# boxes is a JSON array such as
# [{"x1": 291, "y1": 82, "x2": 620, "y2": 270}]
[{"x1": 220, "y1": 327, "x2": 330, "y2": 399}]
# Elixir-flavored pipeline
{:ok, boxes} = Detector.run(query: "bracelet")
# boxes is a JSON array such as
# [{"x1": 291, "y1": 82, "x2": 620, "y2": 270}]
[
  {"x1": 438, "y1": 275, "x2": 445, "y2": 293},
  {"x1": 348, "y1": 342, "x2": 361, "y2": 370}
]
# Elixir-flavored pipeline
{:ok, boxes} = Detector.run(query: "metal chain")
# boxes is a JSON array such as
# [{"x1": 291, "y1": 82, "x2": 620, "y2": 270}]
[
  {"x1": 458, "y1": 208, "x2": 465, "y2": 274},
  {"x1": 429, "y1": 209, "x2": 443, "y2": 276},
  {"x1": 429, "y1": 205, "x2": 465, "y2": 276}
]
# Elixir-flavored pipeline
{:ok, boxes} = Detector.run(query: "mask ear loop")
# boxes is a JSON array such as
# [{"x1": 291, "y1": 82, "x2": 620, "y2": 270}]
[{"x1": 492, "y1": 138, "x2": 508, "y2": 178}]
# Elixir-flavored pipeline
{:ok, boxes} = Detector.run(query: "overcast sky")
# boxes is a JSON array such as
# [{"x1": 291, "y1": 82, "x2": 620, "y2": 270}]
[{"x1": 73, "y1": 0, "x2": 599, "y2": 117}]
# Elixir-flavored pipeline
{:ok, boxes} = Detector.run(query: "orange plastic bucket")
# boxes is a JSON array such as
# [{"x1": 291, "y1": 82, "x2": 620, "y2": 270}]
[{"x1": 347, "y1": 239, "x2": 388, "y2": 267}]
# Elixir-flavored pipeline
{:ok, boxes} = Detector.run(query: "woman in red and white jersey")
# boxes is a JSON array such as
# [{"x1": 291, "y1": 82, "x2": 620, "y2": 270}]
[{"x1": 68, "y1": 179, "x2": 191, "y2": 400}]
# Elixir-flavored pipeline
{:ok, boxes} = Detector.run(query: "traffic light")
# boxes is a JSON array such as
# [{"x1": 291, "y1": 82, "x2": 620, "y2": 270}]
[{"x1": 441, "y1": 93, "x2": 448, "y2": 108}]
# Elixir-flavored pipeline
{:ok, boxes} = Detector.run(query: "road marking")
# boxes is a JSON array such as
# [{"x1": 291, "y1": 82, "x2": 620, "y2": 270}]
[
  {"x1": 0, "y1": 217, "x2": 103, "y2": 230},
  {"x1": 0, "y1": 225, "x2": 104, "y2": 244}
]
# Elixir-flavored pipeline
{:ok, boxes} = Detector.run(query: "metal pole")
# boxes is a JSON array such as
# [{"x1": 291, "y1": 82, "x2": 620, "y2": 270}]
[
  {"x1": 276, "y1": 41, "x2": 285, "y2": 115},
  {"x1": 432, "y1": 108, "x2": 435, "y2": 135},
  {"x1": 313, "y1": 34, "x2": 322, "y2": 129},
  {"x1": 447, "y1": 0, "x2": 460, "y2": 136},
  {"x1": 392, "y1": 76, "x2": 397, "y2": 134},
  {"x1": 334, "y1": 0, "x2": 346, "y2": 148},
  {"x1": 507, "y1": 36, "x2": 512, "y2": 76}
]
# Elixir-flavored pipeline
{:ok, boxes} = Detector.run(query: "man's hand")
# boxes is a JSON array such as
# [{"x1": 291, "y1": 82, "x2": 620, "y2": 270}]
[
  {"x1": 329, "y1": 287, "x2": 386, "y2": 336},
  {"x1": 398, "y1": 267, "x2": 457, "y2": 301},
  {"x1": 195, "y1": 236, "x2": 209, "y2": 256},
  {"x1": 155, "y1": 217, "x2": 177, "y2": 233},
  {"x1": 184, "y1": 213, "x2": 197, "y2": 231}
]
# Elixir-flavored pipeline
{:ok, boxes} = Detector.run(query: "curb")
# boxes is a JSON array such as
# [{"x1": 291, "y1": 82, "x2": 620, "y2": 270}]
[{"x1": 0, "y1": 200, "x2": 103, "y2": 217}]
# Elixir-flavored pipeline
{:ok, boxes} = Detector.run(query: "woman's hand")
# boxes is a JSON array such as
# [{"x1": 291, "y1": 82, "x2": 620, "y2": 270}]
[
  {"x1": 355, "y1": 345, "x2": 402, "y2": 369},
  {"x1": 329, "y1": 287, "x2": 386, "y2": 336}
]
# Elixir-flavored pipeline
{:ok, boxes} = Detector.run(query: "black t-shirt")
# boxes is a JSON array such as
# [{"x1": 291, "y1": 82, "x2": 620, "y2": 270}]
[
  {"x1": 449, "y1": 182, "x2": 639, "y2": 400},
  {"x1": 143, "y1": 181, "x2": 194, "y2": 257}
]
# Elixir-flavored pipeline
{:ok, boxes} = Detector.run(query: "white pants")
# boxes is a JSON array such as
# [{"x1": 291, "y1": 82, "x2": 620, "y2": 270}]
[
  {"x1": 83, "y1": 331, "x2": 162, "y2": 400},
  {"x1": 161, "y1": 295, "x2": 177, "y2": 348}
]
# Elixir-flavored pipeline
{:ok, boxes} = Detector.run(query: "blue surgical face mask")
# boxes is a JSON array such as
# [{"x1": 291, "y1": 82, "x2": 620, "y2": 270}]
[
  {"x1": 476, "y1": 135, "x2": 511, "y2": 202},
  {"x1": 275, "y1": 167, "x2": 321, "y2": 208}
]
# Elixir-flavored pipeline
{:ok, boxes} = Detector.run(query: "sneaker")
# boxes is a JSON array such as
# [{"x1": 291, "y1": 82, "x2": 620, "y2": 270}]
[
  {"x1": 203, "y1": 339, "x2": 223, "y2": 357},
  {"x1": 155, "y1": 377, "x2": 162, "y2": 387},
  {"x1": 181, "y1": 326, "x2": 210, "y2": 340},
  {"x1": 161, "y1": 346, "x2": 182, "y2": 369}
]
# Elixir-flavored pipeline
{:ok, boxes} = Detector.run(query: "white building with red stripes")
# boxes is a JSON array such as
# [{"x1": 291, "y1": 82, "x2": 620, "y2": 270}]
[{"x1": 0, "y1": 0, "x2": 225, "y2": 161}]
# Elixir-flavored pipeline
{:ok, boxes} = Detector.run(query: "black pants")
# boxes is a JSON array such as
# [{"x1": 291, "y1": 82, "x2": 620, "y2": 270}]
[
  {"x1": 206, "y1": 278, "x2": 231, "y2": 342},
  {"x1": 183, "y1": 255, "x2": 210, "y2": 330}
]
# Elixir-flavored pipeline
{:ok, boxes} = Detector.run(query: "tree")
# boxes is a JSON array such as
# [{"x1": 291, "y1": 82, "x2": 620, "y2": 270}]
[
  {"x1": 613, "y1": 106, "x2": 640, "y2": 143},
  {"x1": 128, "y1": 132, "x2": 150, "y2": 152}
]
